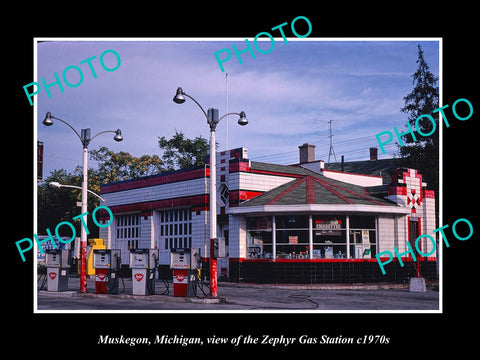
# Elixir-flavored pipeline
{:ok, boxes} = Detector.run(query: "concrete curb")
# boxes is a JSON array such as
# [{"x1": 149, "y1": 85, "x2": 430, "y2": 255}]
[
  {"x1": 38, "y1": 290, "x2": 78, "y2": 297},
  {"x1": 38, "y1": 290, "x2": 227, "y2": 304},
  {"x1": 218, "y1": 282, "x2": 409, "y2": 290}
]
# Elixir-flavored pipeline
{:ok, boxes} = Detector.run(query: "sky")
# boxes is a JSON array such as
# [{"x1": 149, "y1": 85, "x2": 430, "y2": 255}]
[{"x1": 35, "y1": 38, "x2": 440, "y2": 177}]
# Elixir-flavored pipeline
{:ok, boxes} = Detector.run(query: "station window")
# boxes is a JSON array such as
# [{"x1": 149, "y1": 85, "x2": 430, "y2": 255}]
[
  {"x1": 159, "y1": 208, "x2": 192, "y2": 250},
  {"x1": 116, "y1": 214, "x2": 141, "y2": 250}
]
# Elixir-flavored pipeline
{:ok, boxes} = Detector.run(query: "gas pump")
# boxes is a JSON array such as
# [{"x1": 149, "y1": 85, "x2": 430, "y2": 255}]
[
  {"x1": 92, "y1": 249, "x2": 121, "y2": 294},
  {"x1": 45, "y1": 249, "x2": 71, "y2": 292},
  {"x1": 169, "y1": 248, "x2": 201, "y2": 297},
  {"x1": 129, "y1": 249, "x2": 159, "y2": 295}
]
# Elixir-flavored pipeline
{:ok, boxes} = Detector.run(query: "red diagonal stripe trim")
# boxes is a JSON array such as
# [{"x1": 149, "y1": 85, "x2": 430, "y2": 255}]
[
  {"x1": 316, "y1": 177, "x2": 386, "y2": 206},
  {"x1": 306, "y1": 176, "x2": 315, "y2": 204},
  {"x1": 267, "y1": 177, "x2": 307, "y2": 205},
  {"x1": 312, "y1": 177, "x2": 354, "y2": 204}
]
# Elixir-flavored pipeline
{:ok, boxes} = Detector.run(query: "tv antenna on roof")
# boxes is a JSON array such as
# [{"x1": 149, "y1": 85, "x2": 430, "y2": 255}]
[{"x1": 327, "y1": 119, "x2": 337, "y2": 163}]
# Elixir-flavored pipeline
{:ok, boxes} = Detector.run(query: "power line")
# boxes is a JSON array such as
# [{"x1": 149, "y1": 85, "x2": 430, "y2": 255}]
[{"x1": 250, "y1": 131, "x2": 398, "y2": 165}]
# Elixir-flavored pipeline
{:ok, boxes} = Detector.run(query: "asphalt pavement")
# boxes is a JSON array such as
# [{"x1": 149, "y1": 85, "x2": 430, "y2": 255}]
[{"x1": 36, "y1": 275, "x2": 439, "y2": 311}]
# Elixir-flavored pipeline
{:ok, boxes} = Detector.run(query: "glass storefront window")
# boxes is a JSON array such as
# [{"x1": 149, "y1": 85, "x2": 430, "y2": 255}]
[
  {"x1": 276, "y1": 215, "x2": 309, "y2": 229},
  {"x1": 313, "y1": 216, "x2": 346, "y2": 259},
  {"x1": 349, "y1": 229, "x2": 376, "y2": 258},
  {"x1": 247, "y1": 231, "x2": 273, "y2": 259},
  {"x1": 349, "y1": 215, "x2": 375, "y2": 229},
  {"x1": 245, "y1": 215, "x2": 376, "y2": 260},
  {"x1": 276, "y1": 216, "x2": 309, "y2": 259},
  {"x1": 247, "y1": 216, "x2": 273, "y2": 259},
  {"x1": 276, "y1": 230, "x2": 309, "y2": 259},
  {"x1": 349, "y1": 216, "x2": 376, "y2": 258}
]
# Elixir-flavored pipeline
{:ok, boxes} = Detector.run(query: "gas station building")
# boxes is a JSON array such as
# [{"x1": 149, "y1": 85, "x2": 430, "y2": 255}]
[{"x1": 99, "y1": 144, "x2": 437, "y2": 284}]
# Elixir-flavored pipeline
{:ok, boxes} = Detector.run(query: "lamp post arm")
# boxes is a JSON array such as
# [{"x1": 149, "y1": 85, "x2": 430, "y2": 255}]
[
  {"x1": 51, "y1": 116, "x2": 84, "y2": 144},
  {"x1": 90, "y1": 130, "x2": 116, "y2": 142},
  {"x1": 49, "y1": 182, "x2": 106, "y2": 202},
  {"x1": 183, "y1": 93, "x2": 209, "y2": 121},
  {"x1": 218, "y1": 112, "x2": 242, "y2": 122}
]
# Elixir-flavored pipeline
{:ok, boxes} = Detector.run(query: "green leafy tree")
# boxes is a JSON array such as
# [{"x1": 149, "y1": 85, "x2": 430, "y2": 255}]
[
  {"x1": 398, "y1": 44, "x2": 439, "y2": 213},
  {"x1": 158, "y1": 130, "x2": 210, "y2": 170},
  {"x1": 38, "y1": 169, "x2": 81, "y2": 235},
  {"x1": 89, "y1": 146, "x2": 164, "y2": 185},
  {"x1": 38, "y1": 148, "x2": 165, "y2": 238}
]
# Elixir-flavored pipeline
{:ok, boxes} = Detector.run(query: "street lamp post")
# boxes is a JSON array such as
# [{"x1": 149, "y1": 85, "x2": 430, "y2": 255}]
[
  {"x1": 42, "y1": 112, "x2": 123, "y2": 293},
  {"x1": 173, "y1": 87, "x2": 248, "y2": 298},
  {"x1": 49, "y1": 182, "x2": 107, "y2": 202}
]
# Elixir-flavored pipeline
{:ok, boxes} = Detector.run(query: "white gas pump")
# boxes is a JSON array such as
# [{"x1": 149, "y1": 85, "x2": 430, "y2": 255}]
[
  {"x1": 129, "y1": 248, "x2": 159, "y2": 295},
  {"x1": 92, "y1": 249, "x2": 121, "y2": 294},
  {"x1": 45, "y1": 249, "x2": 71, "y2": 292},
  {"x1": 169, "y1": 248, "x2": 201, "y2": 297}
]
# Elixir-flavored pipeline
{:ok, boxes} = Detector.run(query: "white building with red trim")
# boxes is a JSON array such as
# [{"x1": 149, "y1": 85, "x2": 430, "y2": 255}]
[{"x1": 99, "y1": 144, "x2": 437, "y2": 284}]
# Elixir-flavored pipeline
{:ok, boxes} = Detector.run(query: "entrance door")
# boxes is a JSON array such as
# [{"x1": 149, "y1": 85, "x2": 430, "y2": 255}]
[
  {"x1": 408, "y1": 218, "x2": 422, "y2": 277},
  {"x1": 408, "y1": 218, "x2": 420, "y2": 258}
]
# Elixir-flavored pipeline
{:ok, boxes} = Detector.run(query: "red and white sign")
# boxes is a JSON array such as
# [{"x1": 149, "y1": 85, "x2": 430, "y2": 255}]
[
  {"x1": 48, "y1": 272, "x2": 56, "y2": 280},
  {"x1": 96, "y1": 273, "x2": 107, "y2": 281},
  {"x1": 172, "y1": 269, "x2": 189, "y2": 297},
  {"x1": 288, "y1": 236, "x2": 298, "y2": 244},
  {"x1": 134, "y1": 273, "x2": 144, "y2": 282}
]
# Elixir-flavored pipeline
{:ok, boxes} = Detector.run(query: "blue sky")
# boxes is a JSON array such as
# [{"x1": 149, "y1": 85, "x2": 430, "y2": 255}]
[{"x1": 36, "y1": 39, "x2": 440, "y2": 177}]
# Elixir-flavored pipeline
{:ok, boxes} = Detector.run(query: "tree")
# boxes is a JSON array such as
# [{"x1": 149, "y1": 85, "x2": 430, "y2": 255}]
[
  {"x1": 38, "y1": 148, "x2": 165, "y2": 238},
  {"x1": 398, "y1": 44, "x2": 439, "y2": 212},
  {"x1": 158, "y1": 130, "x2": 210, "y2": 170},
  {"x1": 89, "y1": 146, "x2": 165, "y2": 184},
  {"x1": 401, "y1": 45, "x2": 439, "y2": 143},
  {"x1": 38, "y1": 169, "x2": 82, "y2": 235}
]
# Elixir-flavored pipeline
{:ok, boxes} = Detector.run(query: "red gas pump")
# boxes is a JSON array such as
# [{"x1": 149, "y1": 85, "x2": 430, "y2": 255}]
[
  {"x1": 95, "y1": 269, "x2": 109, "y2": 293},
  {"x1": 92, "y1": 249, "x2": 121, "y2": 294},
  {"x1": 169, "y1": 248, "x2": 201, "y2": 297},
  {"x1": 172, "y1": 269, "x2": 189, "y2": 297}
]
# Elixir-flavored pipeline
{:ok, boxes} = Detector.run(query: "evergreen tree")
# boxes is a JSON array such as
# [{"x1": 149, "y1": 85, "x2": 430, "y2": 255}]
[{"x1": 398, "y1": 44, "x2": 439, "y2": 203}]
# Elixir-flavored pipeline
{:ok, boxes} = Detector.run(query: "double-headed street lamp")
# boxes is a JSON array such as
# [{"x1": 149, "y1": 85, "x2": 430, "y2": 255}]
[
  {"x1": 173, "y1": 87, "x2": 248, "y2": 298},
  {"x1": 42, "y1": 112, "x2": 123, "y2": 293}
]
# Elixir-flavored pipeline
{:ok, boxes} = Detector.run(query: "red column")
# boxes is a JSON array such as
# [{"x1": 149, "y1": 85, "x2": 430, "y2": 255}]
[
  {"x1": 210, "y1": 238, "x2": 217, "y2": 298},
  {"x1": 80, "y1": 239, "x2": 87, "y2": 293}
]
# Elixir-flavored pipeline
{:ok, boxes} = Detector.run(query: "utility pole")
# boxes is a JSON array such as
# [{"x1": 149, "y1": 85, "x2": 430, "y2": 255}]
[{"x1": 225, "y1": 73, "x2": 229, "y2": 150}]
